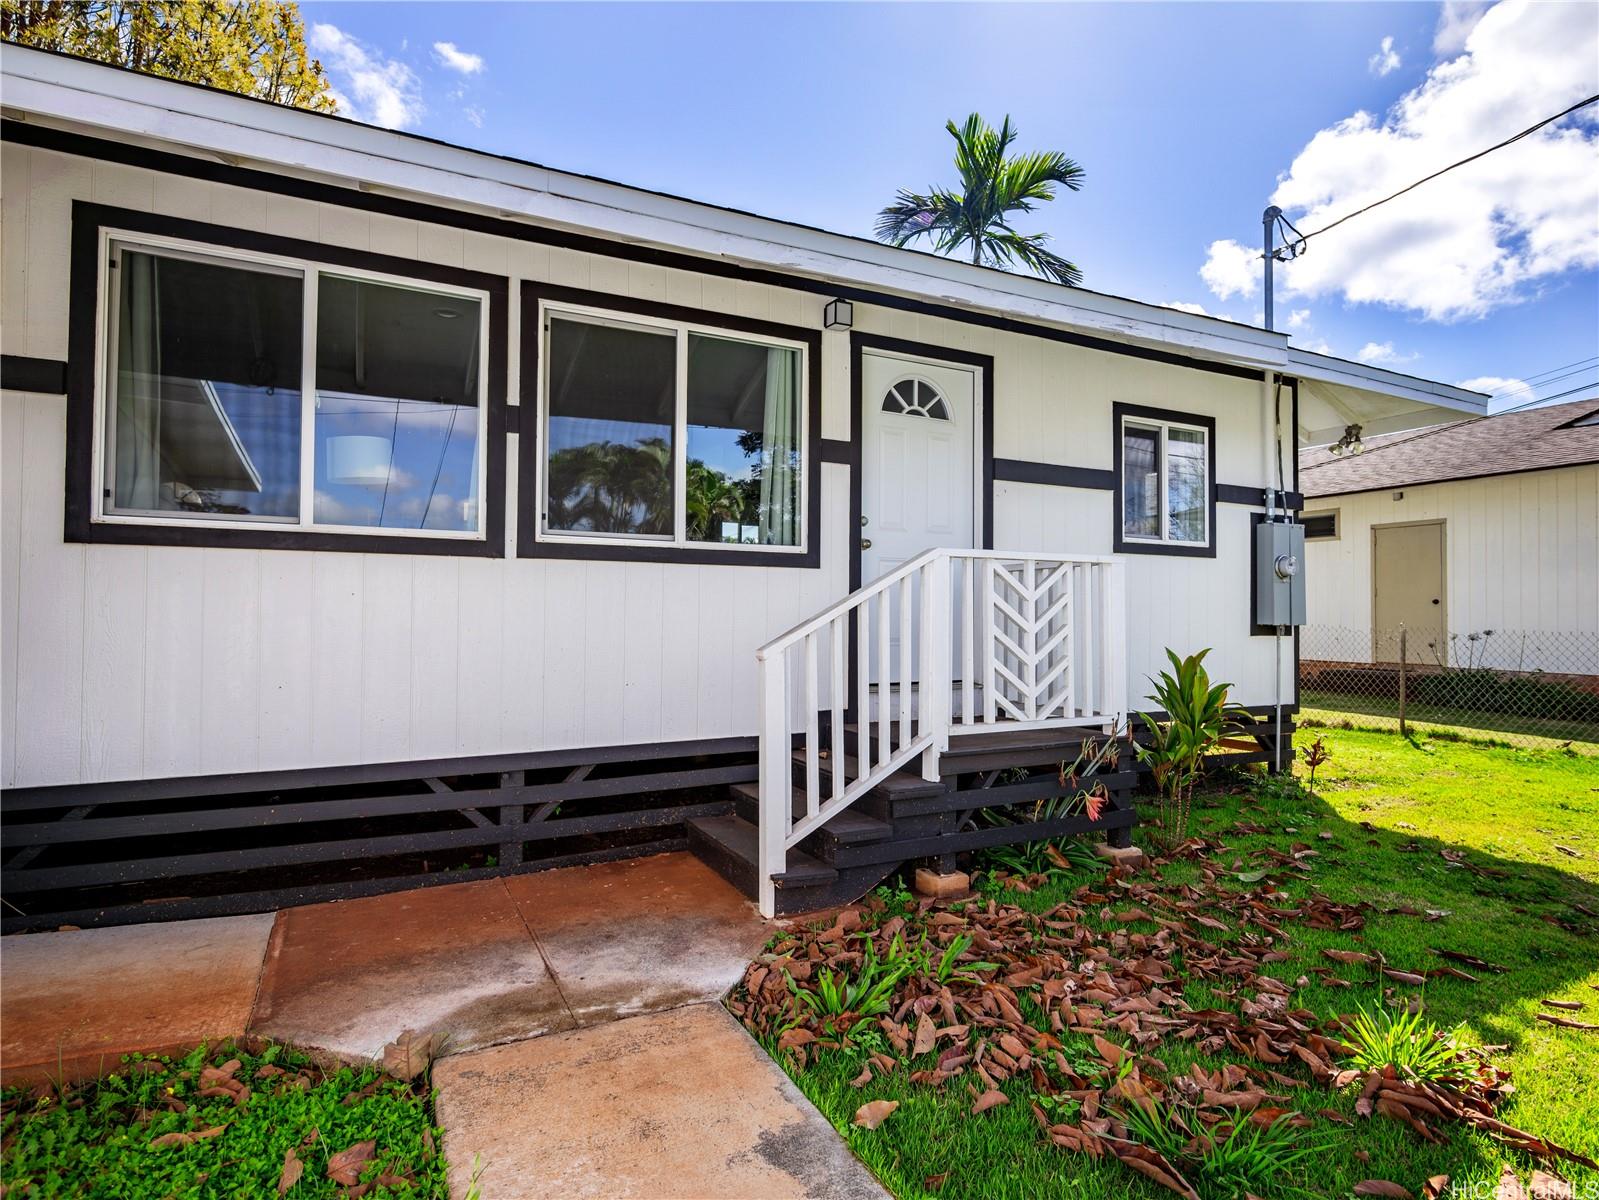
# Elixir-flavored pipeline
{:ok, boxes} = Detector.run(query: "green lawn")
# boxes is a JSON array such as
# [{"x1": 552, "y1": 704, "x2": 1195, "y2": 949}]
[
  {"x1": 0, "y1": 1041, "x2": 450, "y2": 1199},
  {"x1": 747, "y1": 728, "x2": 1599, "y2": 1199},
  {"x1": 1301, "y1": 691, "x2": 1599, "y2": 749}
]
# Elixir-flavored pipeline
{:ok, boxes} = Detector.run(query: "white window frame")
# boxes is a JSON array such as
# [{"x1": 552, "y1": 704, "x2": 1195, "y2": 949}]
[
  {"x1": 535, "y1": 298, "x2": 810, "y2": 556},
  {"x1": 91, "y1": 227, "x2": 492, "y2": 542},
  {"x1": 1119, "y1": 413, "x2": 1211, "y2": 548}
]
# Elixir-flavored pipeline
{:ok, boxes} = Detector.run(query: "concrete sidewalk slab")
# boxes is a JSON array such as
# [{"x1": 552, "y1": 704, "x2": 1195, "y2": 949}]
[
  {"x1": 250, "y1": 878, "x2": 573, "y2": 1061},
  {"x1": 0, "y1": 913, "x2": 274, "y2": 1086},
  {"x1": 434, "y1": 1002, "x2": 886, "y2": 1200},
  {"x1": 504, "y1": 853, "x2": 769, "y2": 1026}
]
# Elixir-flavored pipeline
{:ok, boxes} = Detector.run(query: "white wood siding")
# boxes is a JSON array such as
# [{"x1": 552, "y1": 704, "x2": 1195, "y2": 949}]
[
  {"x1": 2, "y1": 142, "x2": 1289, "y2": 787},
  {"x1": 1302, "y1": 465, "x2": 1599, "y2": 673}
]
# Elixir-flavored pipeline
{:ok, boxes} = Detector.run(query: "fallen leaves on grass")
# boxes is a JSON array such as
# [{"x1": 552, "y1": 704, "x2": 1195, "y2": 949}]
[
  {"x1": 277, "y1": 1146, "x2": 304, "y2": 1194},
  {"x1": 326, "y1": 1139, "x2": 376, "y2": 1186},
  {"x1": 1353, "y1": 1182, "x2": 1411, "y2": 1198},
  {"x1": 852, "y1": 1100, "x2": 898, "y2": 1129},
  {"x1": 1534, "y1": 1014, "x2": 1599, "y2": 1032},
  {"x1": 150, "y1": 1125, "x2": 227, "y2": 1148}
]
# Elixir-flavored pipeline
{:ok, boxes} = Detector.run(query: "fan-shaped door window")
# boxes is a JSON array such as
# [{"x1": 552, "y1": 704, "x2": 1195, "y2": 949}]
[{"x1": 881, "y1": 378, "x2": 950, "y2": 420}]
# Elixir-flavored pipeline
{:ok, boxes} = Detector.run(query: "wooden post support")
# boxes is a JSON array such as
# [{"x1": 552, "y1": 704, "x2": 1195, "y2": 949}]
[
  {"x1": 1398, "y1": 627, "x2": 1408, "y2": 737},
  {"x1": 498, "y1": 771, "x2": 525, "y2": 868}
]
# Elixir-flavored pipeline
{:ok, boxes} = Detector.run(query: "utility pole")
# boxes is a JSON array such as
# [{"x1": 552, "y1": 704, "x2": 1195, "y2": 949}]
[{"x1": 1263, "y1": 205, "x2": 1281, "y2": 331}]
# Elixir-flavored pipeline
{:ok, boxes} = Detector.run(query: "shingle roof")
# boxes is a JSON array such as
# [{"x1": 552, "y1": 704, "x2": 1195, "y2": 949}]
[{"x1": 1299, "y1": 397, "x2": 1599, "y2": 497}]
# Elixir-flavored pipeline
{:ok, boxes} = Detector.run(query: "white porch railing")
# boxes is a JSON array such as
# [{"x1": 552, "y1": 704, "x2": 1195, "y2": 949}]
[{"x1": 754, "y1": 550, "x2": 1126, "y2": 916}]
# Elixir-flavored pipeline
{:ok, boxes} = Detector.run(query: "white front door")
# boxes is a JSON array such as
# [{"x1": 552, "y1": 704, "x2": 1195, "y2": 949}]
[{"x1": 860, "y1": 349, "x2": 978, "y2": 585}]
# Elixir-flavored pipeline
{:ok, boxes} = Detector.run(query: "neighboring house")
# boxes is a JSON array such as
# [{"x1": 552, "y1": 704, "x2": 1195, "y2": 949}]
[
  {"x1": 1300, "y1": 398, "x2": 1599, "y2": 678},
  {"x1": 0, "y1": 47, "x2": 1486, "y2": 923}
]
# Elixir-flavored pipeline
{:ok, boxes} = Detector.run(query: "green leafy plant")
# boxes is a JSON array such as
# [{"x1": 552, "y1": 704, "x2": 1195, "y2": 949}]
[
  {"x1": 1136, "y1": 648, "x2": 1246, "y2": 848},
  {"x1": 925, "y1": 932, "x2": 999, "y2": 985},
  {"x1": 1120, "y1": 1101, "x2": 1325, "y2": 1198},
  {"x1": 787, "y1": 942, "x2": 909, "y2": 1024},
  {"x1": 1300, "y1": 735, "x2": 1330, "y2": 794},
  {"x1": 1344, "y1": 1002, "x2": 1465, "y2": 1081}
]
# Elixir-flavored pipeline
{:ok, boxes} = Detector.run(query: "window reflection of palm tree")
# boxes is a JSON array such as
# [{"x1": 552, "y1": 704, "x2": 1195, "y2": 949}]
[
  {"x1": 547, "y1": 438, "x2": 673, "y2": 534},
  {"x1": 686, "y1": 458, "x2": 746, "y2": 542}
]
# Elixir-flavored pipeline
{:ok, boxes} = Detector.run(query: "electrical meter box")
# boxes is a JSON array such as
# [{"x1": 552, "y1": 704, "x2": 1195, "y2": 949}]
[{"x1": 1254, "y1": 521, "x2": 1306, "y2": 627}]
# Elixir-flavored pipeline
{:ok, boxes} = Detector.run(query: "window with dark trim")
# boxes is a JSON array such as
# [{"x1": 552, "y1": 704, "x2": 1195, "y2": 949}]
[
  {"x1": 519, "y1": 283, "x2": 822, "y2": 567},
  {"x1": 65, "y1": 203, "x2": 508, "y2": 556},
  {"x1": 1111, "y1": 402, "x2": 1217, "y2": 558}
]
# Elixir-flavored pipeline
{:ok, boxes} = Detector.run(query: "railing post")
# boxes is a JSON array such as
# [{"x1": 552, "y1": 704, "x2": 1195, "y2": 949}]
[
  {"x1": 756, "y1": 650, "x2": 788, "y2": 919},
  {"x1": 1102, "y1": 559, "x2": 1128, "y2": 726},
  {"x1": 920, "y1": 553, "x2": 951, "y2": 781}
]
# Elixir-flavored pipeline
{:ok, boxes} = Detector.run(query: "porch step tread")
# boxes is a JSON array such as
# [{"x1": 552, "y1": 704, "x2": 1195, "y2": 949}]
[
  {"x1": 685, "y1": 814, "x2": 837, "y2": 887},
  {"x1": 730, "y1": 783, "x2": 893, "y2": 845},
  {"x1": 787, "y1": 751, "x2": 949, "y2": 799}
]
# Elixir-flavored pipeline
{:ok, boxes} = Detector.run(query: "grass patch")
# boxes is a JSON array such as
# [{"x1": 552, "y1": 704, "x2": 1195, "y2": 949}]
[
  {"x1": 0, "y1": 1040, "x2": 448, "y2": 1198},
  {"x1": 743, "y1": 727, "x2": 1599, "y2": 1198}
]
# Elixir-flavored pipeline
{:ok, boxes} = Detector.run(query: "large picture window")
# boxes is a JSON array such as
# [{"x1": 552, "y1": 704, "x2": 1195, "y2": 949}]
[
  {"x1": 539, "y1": 302, "x2": 807, "y2": 553},
  {"x1": 1114, "y1": 404, "x2": 1214, "y2": 555},
  {"x1": 97, "y1": 233, "x2": 489, "y2": 541}
]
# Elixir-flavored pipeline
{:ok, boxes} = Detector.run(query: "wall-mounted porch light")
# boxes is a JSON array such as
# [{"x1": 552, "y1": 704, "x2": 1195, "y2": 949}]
[{"x1": 823, "y1": 298, "x2": 854, "y2": 330}]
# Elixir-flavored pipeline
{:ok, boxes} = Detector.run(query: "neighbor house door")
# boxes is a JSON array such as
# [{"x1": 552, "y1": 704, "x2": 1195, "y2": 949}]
[
  {"x1": 859, "y1": 349, "x2": 979, "y2": 686},
  {"x1": 1372, "y1": 520, "x2": 1446, "y2": 664}
]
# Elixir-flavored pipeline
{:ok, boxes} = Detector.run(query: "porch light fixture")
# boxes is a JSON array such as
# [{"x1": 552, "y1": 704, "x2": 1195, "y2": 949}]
[
  {"x1": 1328, "y1": 423, "x2": 1365, "y2": 456},
  {"x1": 823, "y1": 298, "x2": 853, "y2": 330},
  {"x1": 326, "y1": 434, "x2": 393, "y2": 485}
]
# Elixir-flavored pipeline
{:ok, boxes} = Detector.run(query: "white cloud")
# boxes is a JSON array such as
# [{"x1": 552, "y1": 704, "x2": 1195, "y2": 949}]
[
  {"x1": 1258, "y1": 0, "x2": 1599, "y2": 323},
  {"x1": 1165, "y1": 301, "x2": 1212, "y2": 316},
  {"x1": 1287, "y1": 308, "x2": 1311, "y2": 329},
  {"x1": 464, "y1": 106, "x2": 484, "y2": 129},
  {"x1": 1294, "y1": 337, "x2": 1335, "y2": 355},
  {"x1": 311, "y1": 24, "x2": 422, "y2": 129},
  {"x1": 1434, "y1": 1, "x2": 1491, "y2": 54},
  {"x1": 1355, "y1": 341, "x2": 1419, "y2": 366},
  {"x1": 1199, "y1": 238, "x2": 1259, "y2": 300},
  {"x1": 1456, "y1": 375, "x2": 1526, "y2": 396},
  {"x1": 433, "y1": 41, "x2": 484, "y2": 75},
  {"x1": 1368, "y1": 35, "x2": 1402, "y2": 77}
]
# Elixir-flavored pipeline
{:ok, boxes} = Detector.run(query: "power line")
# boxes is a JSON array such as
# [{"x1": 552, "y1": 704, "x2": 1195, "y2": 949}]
[
  {"x1": 1267, "y1": 92, "x2": 1599, "y2": 259},
  {"x1": 1494, "y1": 355, "x2": 1599, "y2": 390},
  {"x1": 1489, "y1": 365, "x2": 1599, "y2": 400}
]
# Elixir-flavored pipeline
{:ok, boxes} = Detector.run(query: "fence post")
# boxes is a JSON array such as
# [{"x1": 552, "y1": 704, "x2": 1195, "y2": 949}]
[{"x1": 1398, "y1": 627, "x2": 1408, "y2": 738}]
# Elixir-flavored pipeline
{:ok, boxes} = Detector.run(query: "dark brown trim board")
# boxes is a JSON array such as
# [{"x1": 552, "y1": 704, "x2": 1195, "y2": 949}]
[
  {"x1": 517, "y1": 281, "x2": 824, "y2": 568},
  {"x1": 1110, "y1": 401, "x2": 1219, "y2": 558},
  {"x1": 993, "y1": 459, "x2": 1115, "y2": 490},
  {"x1": 65, "y1": 202, "x2": 510, "y2": 557},
  {"x1": 5, "y1": 120, "x2": 1272, "y2": 389},
  {"x1": 849, "y1": 331, "x2": 996, "y2": 591},
  {"x1": 1, "y1": 355, "x2": 68, "y2": 394}
]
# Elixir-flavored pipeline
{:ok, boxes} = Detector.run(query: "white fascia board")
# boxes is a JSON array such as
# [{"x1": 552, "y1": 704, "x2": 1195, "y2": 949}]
[
  {"x1": 1, "y1": 47, "x2": 1285, "y2": 368},
  {"x1": 1288, "y1": 347, "x2": 1488, "y2": 416}
]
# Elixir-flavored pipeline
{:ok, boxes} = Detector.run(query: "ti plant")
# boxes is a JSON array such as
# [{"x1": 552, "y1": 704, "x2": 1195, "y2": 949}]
[
  {"x1": 1301, "y1": 735, "x2": 1330, "y2": 794},
  {"x1": 1135, "y1": 648, "x2": 1246, "y2": 850}
]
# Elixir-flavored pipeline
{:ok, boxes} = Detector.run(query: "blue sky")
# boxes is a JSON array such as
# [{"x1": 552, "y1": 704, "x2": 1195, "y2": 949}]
[{"x1": 302, "y1": 1, "x2": 1599, "y2": 412}]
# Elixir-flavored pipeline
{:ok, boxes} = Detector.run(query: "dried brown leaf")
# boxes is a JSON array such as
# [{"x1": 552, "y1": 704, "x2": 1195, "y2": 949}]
[
  {"x1": 381, "y1": 1030, "x2": 446, "y2": 1080},
  {"x1": 326, "y1": 1140, "x2": 377, "y2": 1186},
  {"x1": 852, "y1": 1099, "x2": 899, "y2": 1130},
  {"x1": 278, "y1": 1147, "x2": 304, "y2": 1195},
  {"x1": 1353, "y1": 1183, "x2": 1412, "y2": 1199}
]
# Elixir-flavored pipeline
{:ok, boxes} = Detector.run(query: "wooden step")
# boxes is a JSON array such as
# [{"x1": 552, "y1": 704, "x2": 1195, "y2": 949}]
[
  {"x1": 730, "y1": 783, "x2": 894, "y2": 846},
  {"x1": 787, "y1": 750, "x2": 948, "y2": 800},
  {"x1": 685, "y1": 813, "x2": 836, "y2": 889}
]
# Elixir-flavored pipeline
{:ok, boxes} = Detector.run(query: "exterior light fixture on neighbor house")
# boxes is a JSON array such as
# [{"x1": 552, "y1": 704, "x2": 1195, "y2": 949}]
[
  {"x1": 326, "y1": 434, "x2": 393, "y2": 484},
  {"x1": 823, "y1": 298, "x2": 853, "y2": 330},
  {"x1": 1328, "y1": 424, "x2": 1365, "y2": 456}
]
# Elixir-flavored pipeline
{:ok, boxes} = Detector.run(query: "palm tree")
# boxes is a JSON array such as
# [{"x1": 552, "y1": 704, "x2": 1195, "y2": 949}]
[
  {"x1": 685, "y1": 459, "x2": 747, "y2": 542},
  {"x1": 875, "y1": 113, "x2": 1085, "y2": 286}
]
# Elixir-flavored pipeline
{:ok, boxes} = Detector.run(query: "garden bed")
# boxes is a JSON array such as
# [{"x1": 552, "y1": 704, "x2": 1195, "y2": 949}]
[{"x1": 728, "y1": 729, "x2": 1599, "y2": 1198}]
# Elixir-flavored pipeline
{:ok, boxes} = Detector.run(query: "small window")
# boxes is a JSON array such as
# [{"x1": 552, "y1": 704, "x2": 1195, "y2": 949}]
[
  {"x1": 1116, "y1": 408, "x2": 1213, "y2": 551},
  {"x1": 1303, "y1": 510, "x2": 1339, "y2": 540},
  {"x1": 540, "y1": 304, "x2": 807, "y2": 552},
  {"x1": 100, "y1": 236, "x2": 489, "y2": 540},
  {"x1": 882, "y1": 378, "x2": 949, "y2": 420}
]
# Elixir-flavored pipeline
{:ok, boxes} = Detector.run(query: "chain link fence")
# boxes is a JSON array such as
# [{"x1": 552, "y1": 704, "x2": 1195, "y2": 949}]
[{"x1": 1299, "y1": 625, "x2": 1599, "y2": 751}]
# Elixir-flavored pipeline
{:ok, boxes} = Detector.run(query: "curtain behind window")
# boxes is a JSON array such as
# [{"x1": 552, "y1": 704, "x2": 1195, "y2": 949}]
[{"x1": 758, "y1": 347, "x2": 799, "y2": 546}]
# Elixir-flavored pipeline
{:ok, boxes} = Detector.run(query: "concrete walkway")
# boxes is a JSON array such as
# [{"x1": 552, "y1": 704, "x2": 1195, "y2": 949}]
[{"x1": 0, "y1": 852, "x2": 885, "y2": 1200}]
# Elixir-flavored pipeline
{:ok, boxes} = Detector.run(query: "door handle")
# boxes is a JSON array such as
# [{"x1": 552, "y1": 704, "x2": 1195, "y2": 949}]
[{"x1": 860, "y1": 538, "x2": 873, "y2": 550}]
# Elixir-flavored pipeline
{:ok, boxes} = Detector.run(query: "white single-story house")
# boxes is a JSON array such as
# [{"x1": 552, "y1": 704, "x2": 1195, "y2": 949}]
[
  {"x1": 0, "y1": 46, "x2": 1488, "y2": 922},
  {"x1": 1300, "y1": 397, "x2": 1598, "y2": 678}
]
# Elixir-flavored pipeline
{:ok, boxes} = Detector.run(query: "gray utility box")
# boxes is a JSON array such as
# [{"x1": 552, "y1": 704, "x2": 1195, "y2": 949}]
[{"x1": 1255, "y1": 520, "x2": 1306, "y2": 627}]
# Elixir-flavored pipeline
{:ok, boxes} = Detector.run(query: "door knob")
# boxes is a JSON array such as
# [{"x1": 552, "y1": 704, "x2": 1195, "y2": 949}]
[
  {"x1": 1431, "y1": 598, "x2": 1440, "y2": 605},
  {"x1": 860, "y1": 538, "x2": 873, "y2": 550}
]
